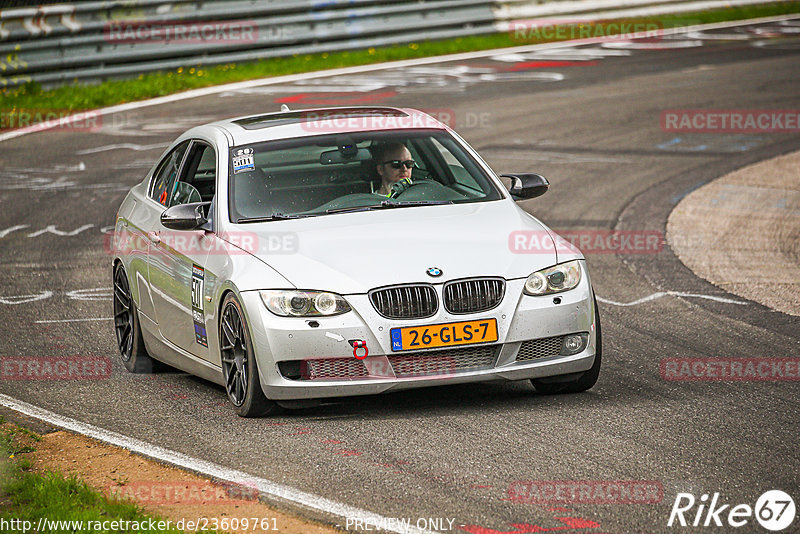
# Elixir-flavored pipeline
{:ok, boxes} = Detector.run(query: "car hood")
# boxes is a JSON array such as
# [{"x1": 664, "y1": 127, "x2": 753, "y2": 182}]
[{"x1": 243, "y1": 201, "x2": 573, "y2": 294}]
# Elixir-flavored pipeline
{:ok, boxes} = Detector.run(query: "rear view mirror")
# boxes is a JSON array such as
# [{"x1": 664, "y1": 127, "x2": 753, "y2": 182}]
[
  {"x1": 161, "y1": 201, "x2": 211, "y2": 230},
  {"x1": 500, "y1": 173, "x2": 549, "y2": 200},
  {"x1": 320, "y1": 147, "x2": 372, "y2": 164}
]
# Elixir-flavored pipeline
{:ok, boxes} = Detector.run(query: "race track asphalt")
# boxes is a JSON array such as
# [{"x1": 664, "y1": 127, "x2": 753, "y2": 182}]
[{"x1": 1, "y1": 18, "x2": 799, "y2": 534}]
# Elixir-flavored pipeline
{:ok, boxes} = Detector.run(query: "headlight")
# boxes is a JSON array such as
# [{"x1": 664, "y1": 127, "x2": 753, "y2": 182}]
[
  {"x1": 524, "y1": 260, "x2": 581, "y2": 295},
  {"x1": 260, "y1": 290, "x2": 351, "y2": 317}
]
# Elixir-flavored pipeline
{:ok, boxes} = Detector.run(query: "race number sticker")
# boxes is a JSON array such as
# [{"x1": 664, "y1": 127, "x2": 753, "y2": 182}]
[
  {"x1": 232, "y1": 147, "x2": 255, "y2": 174},
  {"x1": 191, "y1": 264, "x2": 208, "y2": 347}
]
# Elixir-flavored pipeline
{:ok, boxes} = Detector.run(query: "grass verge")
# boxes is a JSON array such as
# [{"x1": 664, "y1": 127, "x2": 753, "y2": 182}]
[
  {"x1": 0, "y1": 419, "x2": 204, "y2": 533},
  {"x1": 0, "y1": 2, "x2": 798, "y2": 117}
]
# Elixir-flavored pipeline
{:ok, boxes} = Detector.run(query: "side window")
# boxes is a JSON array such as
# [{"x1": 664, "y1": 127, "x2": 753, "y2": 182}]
[
  {"x1": 177, "y1": 143, "x2": 216, "y2": 204},
  {"x1": 150, "y1": 141, "x2": 189, "y2": 206},
  {"x1": 169, "y1": 142, "x2": 216, "y2": 207}
]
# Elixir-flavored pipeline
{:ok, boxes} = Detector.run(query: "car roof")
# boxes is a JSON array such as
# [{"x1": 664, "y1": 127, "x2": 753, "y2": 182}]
[{"x1": 204, "y1": 106, "x2": 449, "y2": 146}]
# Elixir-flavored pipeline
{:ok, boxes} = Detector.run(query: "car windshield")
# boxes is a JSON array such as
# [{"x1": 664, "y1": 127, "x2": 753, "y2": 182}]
[{"x1": 228, "y1": 129, "x2": 503, "y2": 222}]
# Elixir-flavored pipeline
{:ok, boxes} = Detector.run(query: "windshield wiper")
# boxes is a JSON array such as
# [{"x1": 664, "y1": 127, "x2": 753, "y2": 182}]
[
  {"x1": 237, "y1": 212, "x2": 306, "y2": 223},
  {"x1": 325, "y1": 200, "x2": 453, "y2": 215},
  {"x1": 325, "y1": 205, "x2": 383, "y2": 214},
  {"x1": 380, "y1": 200, "x2": 453, "y2": 207}
]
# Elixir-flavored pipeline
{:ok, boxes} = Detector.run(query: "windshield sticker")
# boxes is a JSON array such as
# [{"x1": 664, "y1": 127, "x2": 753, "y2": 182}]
[
  {"x1": 191, "y1": 264, "x2": 208, "y2": 347},
  {"x1": 232, "y1": 147, "x2": 255, "y2": 173}
]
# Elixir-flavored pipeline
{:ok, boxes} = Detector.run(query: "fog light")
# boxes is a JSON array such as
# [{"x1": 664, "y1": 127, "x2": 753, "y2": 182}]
[
  {"x1": 277, "y1": 360, "x2": 302, "y2": 380},
  {"x1": 561, "y1": 333, "x2": 588, "y2": 355}
]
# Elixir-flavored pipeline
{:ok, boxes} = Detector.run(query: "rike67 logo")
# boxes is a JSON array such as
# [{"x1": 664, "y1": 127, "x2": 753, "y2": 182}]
[{"x1": 668, "y1": 490, "x2": 795, "y2": 531}]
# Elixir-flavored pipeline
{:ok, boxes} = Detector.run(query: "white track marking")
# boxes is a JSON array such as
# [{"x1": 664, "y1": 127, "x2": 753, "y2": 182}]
[
  {"x1": 477, "y1": 71, "x2": 564, "y2": 82},
  {"x1": 65, "y1": 288, "x2": 112, "y2": 301},
  {"x1": 75, "y1": 143, "x2": 168, "y2": 154},
  {"x1": 0, "y1": 394, "x2": 437, "y2": 534},
  {"x1": 685, "y1": 29, "x2": 753, "y2": 40},
  {"x1": 219, "y1": 84, "x2": 388, "y2": 96},
  {"x1": 0, "y1": 225, "x2": 29, "y2": 239},
  {"x1": 34, "y1": 317, "x2": 112, "y2": 323},
  {"x1": 0, "y1": 287, "x2": 116, "y2": 306},
  {"x1": 490, "y1": 47, "x2": 632, "y2": 62},
  {"x1": 0, "y1": 291, "x2": 53, "y2": 305},
  {"x1": 27, "y1": 224, "x2": 94, "y2": 238},
  {"x1": 602, "y1": 39, "x2": 704, "y2": 49},
  {"x1": 486, "y1": 149, "x2": 628, "y2": 163},
  {"x1": 597, "y1": 291, "x2": 749, "y2": 306},
  {"x1": 0, "y1": 15, "x2": 796, "y2": 144},
  {"x1": 3, "y1": 162, "x2": 86, "y2": 173}
]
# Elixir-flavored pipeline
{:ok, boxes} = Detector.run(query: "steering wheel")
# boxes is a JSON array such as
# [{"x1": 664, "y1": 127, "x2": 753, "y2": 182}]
[{"x1": 389, "y1": 179, "x2": 441, "y2": 198}]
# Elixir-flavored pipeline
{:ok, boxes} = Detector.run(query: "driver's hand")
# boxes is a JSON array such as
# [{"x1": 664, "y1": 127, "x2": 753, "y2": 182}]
[{"x1": 389, "y1": 177, "x2": 413, "y2": 198}]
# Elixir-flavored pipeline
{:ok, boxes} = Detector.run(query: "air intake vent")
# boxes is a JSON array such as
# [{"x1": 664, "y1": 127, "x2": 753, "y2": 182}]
[
  {"x1": 389, "y1": 345, "x2": 498, "y2": 377},
  {"x1": 369, "y1": 284, "x2": 437, "y2": 319},
  {"x1": 278, "y1": 358, "x2": 368, "y2": 381},
  {"x1": 516, "y1": 335, "x2": 565, "y2": 362},
  {"x1": 443, "y1": 278, "x2": 505, "y2": 314}
]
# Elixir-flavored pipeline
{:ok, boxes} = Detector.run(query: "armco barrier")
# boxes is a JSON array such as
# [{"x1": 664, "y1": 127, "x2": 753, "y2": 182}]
[
  {"x1": 0, "y1": 0, "x2": 497, "y2": 87},
  {"x1": 0, "y1": 0, "x2": 783, "y2": 87}
]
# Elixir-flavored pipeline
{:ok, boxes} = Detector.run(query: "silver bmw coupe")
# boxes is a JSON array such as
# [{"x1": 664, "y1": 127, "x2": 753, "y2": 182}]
[{"x1": 111, "y1": 106, "x2": 601, "y2": 417}]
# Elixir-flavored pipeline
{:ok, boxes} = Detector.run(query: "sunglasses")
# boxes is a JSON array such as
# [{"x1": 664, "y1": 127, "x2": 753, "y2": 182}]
[{"x1": 382, "y1": 159, "x2": 415, "y2": 170}]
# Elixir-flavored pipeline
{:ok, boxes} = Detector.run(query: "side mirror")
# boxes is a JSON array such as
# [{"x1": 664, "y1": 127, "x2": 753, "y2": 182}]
[
  {"x1": 501, "y1": 173, "x2": 549, "y2": 200},
  {"x1": 161, "y1": 201, "x2": 211, "y2": 230}
]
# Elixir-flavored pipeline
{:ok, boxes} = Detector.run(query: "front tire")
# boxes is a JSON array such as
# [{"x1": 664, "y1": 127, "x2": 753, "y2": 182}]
[
  {"x1": 531, "y1": 295, "x2": 602, "y2": 394},
  {"x1": 113, "y1": 263, "x2": 159, "y2": 373},
  {"x1": 219, "y1": 293, "x2": 277, "y2": 417}
]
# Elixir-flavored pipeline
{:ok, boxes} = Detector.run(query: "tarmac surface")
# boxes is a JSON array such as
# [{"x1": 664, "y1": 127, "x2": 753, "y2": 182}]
[
  {"x1": 669, "y1": 149, "x2": 800, "y2": 316},
  {"x1": 1, "y1": 18, "x2": 799, "y2": 534}
]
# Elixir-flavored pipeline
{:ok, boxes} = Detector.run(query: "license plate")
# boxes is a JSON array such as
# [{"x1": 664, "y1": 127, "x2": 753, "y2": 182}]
[{"x1": 390, "y1": 319, "x2": 498, "y2": 352}]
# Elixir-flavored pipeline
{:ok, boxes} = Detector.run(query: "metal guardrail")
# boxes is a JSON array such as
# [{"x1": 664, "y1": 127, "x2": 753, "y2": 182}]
[
  {"x1": 1, "y1": 0, "x2": 774, "y2": 87},
  {"x1": 0, "y1": 0, "x2": 498, "y2": 87}
]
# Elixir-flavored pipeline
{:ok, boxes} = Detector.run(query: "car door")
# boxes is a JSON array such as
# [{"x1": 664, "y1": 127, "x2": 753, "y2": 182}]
[
  {"x1": 126, "y1": 140, "x2": 191, "y2": 325},
  {"x1": 147, "y1": 140, "x2": 217, "y2": 359}
]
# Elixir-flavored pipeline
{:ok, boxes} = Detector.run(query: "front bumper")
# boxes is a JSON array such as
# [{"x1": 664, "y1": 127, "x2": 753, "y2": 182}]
[{"x1": 241, "y1": 264, "x2": 597, "y2": 400}]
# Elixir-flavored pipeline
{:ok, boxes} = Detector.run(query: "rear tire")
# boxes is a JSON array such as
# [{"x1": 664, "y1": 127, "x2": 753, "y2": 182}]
[
  {"x1": 531, "y1": 295, "x2": 602, "y2": 394},
  {"x1": 219, "y1": 293, "x2": 277, "y2": 417},
  {"x1": 113, "y1": 263, "x2": 159, "y2": 373}
]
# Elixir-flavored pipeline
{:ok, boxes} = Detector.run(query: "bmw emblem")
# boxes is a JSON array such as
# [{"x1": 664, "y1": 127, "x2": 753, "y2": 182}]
[{"x1": 426, "y1": 267, "x2": 443, "y2": 277}]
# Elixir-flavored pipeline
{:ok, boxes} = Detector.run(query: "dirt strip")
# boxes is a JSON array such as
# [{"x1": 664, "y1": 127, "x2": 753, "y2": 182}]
[
  {"x1": 1, "y1": 417, "x2": 343, "y2": 534},
  {"x1": 667, "y1": 150, "x2": 800, "y2": 316}
]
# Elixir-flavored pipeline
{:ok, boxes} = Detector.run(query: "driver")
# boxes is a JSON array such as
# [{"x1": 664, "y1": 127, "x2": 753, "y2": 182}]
[{"x1": 370, "y1": 141, "x2": 415, "y2": 197}]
